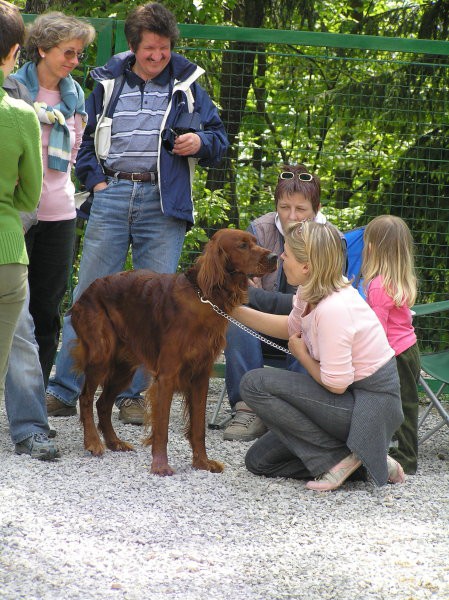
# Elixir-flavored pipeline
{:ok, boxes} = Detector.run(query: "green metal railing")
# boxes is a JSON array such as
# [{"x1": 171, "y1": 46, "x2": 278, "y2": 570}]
[{"x1": 22, "y1": 16, "x2": 449, "y2": 347}]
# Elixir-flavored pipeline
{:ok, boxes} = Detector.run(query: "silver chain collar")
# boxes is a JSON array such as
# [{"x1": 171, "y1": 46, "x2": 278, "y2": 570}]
[{"x1": 198, "y1": 292, "x2": 292, "y2": 356}]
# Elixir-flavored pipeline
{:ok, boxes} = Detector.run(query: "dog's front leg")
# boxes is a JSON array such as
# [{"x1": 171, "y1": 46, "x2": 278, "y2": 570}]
[
  {"x1": 145, "y1": 377, "x2": 175, "y2": 476},
  {"x1": 187, "y1": 376, "x2": 224, "y2": 473},
  {"x1": 80, "y1": 380, "x2": 105, "y2": 456}
]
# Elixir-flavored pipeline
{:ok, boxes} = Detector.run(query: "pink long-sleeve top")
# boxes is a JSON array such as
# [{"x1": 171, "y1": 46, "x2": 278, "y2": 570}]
[
  {"x1": 366, "y1": 275, "x2": 416, "y2": 356},
  {"x1": 288, "y1": 284, "x2": 394, "y2": 389},
  {"x1": 36, "y1": 87, "x2": 83, "y2": 221}
]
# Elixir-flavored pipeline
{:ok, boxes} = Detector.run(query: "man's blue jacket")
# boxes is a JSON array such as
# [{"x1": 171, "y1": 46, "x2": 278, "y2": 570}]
[{"x1": 75, "y1": 51, "x2": 229, "y2": 225}]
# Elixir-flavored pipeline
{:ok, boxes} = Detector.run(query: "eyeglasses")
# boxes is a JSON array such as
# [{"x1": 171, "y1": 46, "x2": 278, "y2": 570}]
[
  {"x1": 56, "y1": 46, "x2": 86, "y2": 62},
  {"x1": 13, "y1": 45, "x2": 21, "y2": 59},
  {"x1": 279, "y1": 172, "x2": 313, "y2": 181}
]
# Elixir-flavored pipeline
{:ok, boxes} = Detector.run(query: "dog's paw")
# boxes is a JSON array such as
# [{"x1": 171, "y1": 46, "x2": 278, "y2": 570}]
[
  {"x1": 107, "y1": 440, "x2": 134, "y2": 452},
  {"x1": 151, "y1": 463, "x2": 175, "y2": 476},
  {"x1": 85, "y1": 441, "x2": 105, "y2": 457},
  {"x1": 150, "y1": 452, "x2": 175, "y2": 475},
  {"x1": 193, "y1": 458, "x2": 224, "y2": 473}
]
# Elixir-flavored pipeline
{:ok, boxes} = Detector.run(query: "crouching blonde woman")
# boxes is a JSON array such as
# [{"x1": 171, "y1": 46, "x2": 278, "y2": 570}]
[{"x1": 232, "y1": 220, "x2": 405, "y2": 491}]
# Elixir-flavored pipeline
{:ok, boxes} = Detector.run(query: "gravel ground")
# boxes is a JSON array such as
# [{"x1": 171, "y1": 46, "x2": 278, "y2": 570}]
[{"x1": 1, "y1": 378, "x2": 448, "y2": 600}]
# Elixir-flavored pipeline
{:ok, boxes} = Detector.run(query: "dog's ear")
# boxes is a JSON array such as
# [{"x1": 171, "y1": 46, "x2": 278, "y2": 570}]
[{"x1": 196, "y1": 237, "x2": 228, "y2": 298}]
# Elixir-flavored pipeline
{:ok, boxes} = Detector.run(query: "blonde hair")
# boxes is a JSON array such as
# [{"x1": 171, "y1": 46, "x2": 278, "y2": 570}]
[
  {"x1": 362, "y1": 215, "x2": 417, "y2": 307},
  {"x1": 25, "y1": 12, "x2": 96, "y2": 64},
  {"x1": 284, "y1": 220, "x2": 348, "y2": 305}
]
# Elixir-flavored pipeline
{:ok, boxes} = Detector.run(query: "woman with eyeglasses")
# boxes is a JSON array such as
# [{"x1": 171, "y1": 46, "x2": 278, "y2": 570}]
[
  {"x1": 232, "y1": 220, "x2": 405, "y2": 492},
  {"x1": 12, "y1": 13, "x2": 95, "y2": 386}
]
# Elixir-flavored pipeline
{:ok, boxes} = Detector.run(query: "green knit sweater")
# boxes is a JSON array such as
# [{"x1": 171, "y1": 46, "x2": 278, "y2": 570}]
[{"x1": 0, "y1": 70, "x2": 42, "y2": 266}]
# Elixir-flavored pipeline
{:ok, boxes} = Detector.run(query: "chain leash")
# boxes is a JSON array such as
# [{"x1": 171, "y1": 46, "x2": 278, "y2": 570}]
[{"x1": 198, "y1": 292, "x2": 292, "y2": 356}]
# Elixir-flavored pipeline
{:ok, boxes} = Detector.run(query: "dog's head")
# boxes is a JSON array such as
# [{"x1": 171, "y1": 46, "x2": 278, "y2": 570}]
[{"x1": 196, "y1": 228, "x2": 278, "y2": 301}]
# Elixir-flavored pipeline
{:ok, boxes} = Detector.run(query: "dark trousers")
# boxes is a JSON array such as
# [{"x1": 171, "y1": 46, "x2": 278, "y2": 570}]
[
  {"x1": 389, "y1": 343, "x2": 421, "y2": 474},
  {"x1": 25, "y1": 219, "x2": 76, "y2": 388}
]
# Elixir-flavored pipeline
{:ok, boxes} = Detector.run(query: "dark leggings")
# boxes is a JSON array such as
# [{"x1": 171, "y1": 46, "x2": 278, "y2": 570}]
[{"x1": 26, "y1": 219, "x2": 76, "y2": 387}]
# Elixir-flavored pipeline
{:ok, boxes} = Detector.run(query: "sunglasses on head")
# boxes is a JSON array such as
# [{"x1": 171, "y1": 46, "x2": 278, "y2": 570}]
[
  {"x1": 279, "y1": 171, "x2": 313, "y2": 181},
  {"x1": 56, "y1": 46, "x2": 86, "y2": 61}
]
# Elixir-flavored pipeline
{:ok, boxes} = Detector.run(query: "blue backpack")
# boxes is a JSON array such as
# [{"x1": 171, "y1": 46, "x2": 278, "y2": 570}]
[{"x1": 343, "y1": 226, "x2": 365, "y2": 298}]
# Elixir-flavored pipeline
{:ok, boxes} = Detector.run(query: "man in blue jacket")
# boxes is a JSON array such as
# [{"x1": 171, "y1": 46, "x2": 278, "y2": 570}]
[{"x1": 46, "y1": 2, "x2": 229, "y2": 423}]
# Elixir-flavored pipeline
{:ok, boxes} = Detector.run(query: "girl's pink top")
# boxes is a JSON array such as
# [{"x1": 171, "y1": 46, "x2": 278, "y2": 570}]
[
  {"x1": 288, "y1": 284, "x2": 394, "y2": 389},
  {"x1": 366, "y1": 275, "x2": 417, "y2": 356},
  {"x1": 36, "y1": 87, "x2": 83, "y2": 221}
]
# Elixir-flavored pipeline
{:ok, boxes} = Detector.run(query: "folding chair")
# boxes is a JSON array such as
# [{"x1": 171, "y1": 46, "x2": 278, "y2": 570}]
[
  {"x1": 208, "y1": 362, "x2": 230, "y2": 430},
  {"x1": 412, "y1": 300, "x2": 449, "y2": 444}
]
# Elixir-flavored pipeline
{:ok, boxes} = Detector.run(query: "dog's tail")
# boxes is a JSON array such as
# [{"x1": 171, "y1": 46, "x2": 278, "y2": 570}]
[
  {"x1": 70, "y1": 337, "x2": 88, "y2": 375},
  {"x1": 70, "y1": 296, "x2": 118, "y2": 375}
]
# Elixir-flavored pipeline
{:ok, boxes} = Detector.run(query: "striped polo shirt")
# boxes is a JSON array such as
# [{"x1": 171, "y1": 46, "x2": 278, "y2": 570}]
[{"x1": 104, "y1": 67, "x2": 170, "y2": 174}]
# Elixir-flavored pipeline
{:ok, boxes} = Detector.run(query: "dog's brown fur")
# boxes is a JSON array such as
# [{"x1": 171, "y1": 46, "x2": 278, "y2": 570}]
[{"x1": 70, "y1": 228, "x2": 277, "y2": 475}]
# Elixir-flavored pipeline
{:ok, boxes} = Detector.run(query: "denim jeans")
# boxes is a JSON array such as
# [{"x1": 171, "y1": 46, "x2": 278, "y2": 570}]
[
  {"x1": 47, "y1": 178, "x2": 186, "y2": 407},
  {"x1": 26, "y1": 219, "x2": 76, "y2": 387},
  {"x1": 224, "y1": 322, "x2": 305, "y2": 409},
  {"x1": 4, "y1": 285, "x2": 50, "y2": 443}
]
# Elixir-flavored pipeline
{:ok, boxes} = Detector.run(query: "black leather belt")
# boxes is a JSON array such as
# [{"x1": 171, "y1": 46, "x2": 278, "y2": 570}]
[{"x1": 104, "y1": 167, "x2": 158, "y2": 183}]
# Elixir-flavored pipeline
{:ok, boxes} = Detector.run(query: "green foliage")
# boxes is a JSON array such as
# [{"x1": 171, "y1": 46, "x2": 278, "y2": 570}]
[
  {"x1": 62, "y1": 1, "x2": 141, "y2": 19},
  {"x1": 178, "y1": 185, "x2": 232, "y2": 269}
]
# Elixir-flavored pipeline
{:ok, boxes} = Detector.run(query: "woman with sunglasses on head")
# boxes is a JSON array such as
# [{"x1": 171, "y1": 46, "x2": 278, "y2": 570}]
[
  {"x1": 223, "y1": 164, "x2": 328, "y2": 442},
  {"x1": 12, "y1": 13, "x2": 95, "y2": 386},
  {"x1": 232, "y1": 220, "x2": 405, "y2": 491}
]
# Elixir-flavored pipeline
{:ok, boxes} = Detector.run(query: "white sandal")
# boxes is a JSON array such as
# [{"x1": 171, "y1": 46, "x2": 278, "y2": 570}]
[
  {"x1": 387, "y1": 455, "x2": 405, "y2": 484},
  {"x1": 306, "y1": 453, "x2": 362, "y2": 491}
]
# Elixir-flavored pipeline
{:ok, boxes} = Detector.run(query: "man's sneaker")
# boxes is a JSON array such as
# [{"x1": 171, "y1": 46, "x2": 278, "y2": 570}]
[
  {"x1": 118, "y1": 398, "x2": 145, "y2": 425},
  {"x1": 15, "y1": 433, "x2": 60, "y2": 460},
  {"x1": 223, "y1": 403, "x2": 267, "y2": 441},
  {"x1": 46, "y1": 393, "x2": 77, "y2": 417}
]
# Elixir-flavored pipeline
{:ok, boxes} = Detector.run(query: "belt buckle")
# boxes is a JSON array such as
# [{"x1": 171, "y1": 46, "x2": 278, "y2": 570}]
[{"x1": 131, "y1": 172, "x2": 141, "y2": 182}]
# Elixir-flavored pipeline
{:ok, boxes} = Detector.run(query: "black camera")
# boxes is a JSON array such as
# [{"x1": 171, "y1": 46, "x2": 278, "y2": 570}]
[{"x1": 161, "y1": 111, "x2": 203, "y2": 152}]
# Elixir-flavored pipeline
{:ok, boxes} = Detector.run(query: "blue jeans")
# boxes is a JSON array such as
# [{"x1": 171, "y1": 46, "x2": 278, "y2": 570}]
[
  {"x1": 47, "y1": 178, "x2": 187, "y2": 407},
  {"x1": 224, "y1": 322, "x2": 305, "y2": 409},
  {"x1": 5, "y1": 285, "x2": 50, "y2": 444}
]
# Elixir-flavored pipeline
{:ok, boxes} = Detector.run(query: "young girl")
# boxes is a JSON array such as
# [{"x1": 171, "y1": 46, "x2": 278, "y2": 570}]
[
  {"x1": 233, "y1": 220, "x2": 405, "y2": 491},
  {"x1": 362, "y1": 215, "x2": 420, "y2": 474}
]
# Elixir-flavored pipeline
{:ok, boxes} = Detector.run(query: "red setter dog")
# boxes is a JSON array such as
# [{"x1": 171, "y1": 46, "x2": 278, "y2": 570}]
[{"x1": 70, "y1": 229, "x2": 277, "y2": 475}]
